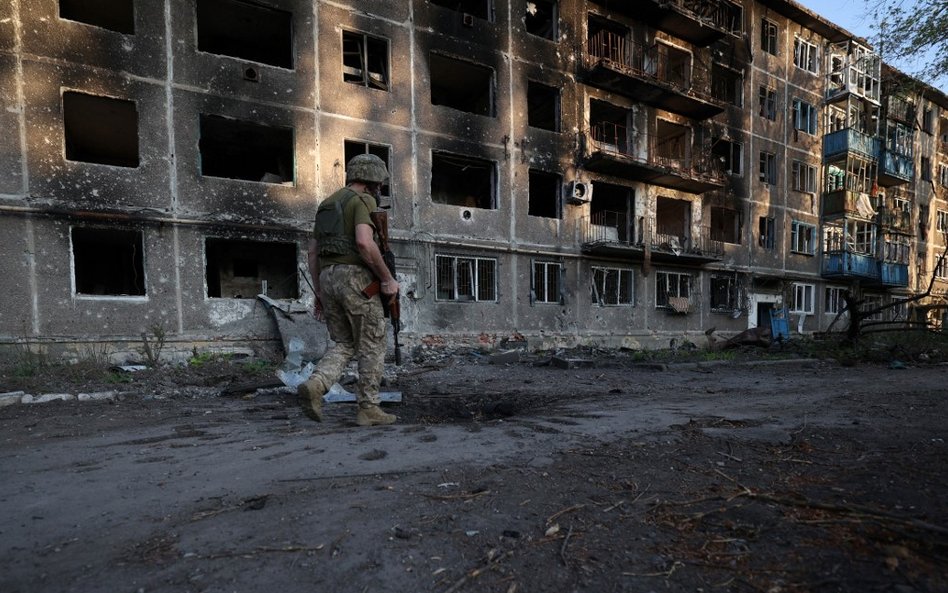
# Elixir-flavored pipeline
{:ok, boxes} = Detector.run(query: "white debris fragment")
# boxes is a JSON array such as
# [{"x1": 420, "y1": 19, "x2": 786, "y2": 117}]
[
  {"x1": 0, "y1": 392, "x2": 26, "y2": 407},
  {"x1": 77, "y1": 391, "x2": 118, "y2": 402},
  {"x1": 33, "y1": 393, "x2": 75, "y2": 403}
]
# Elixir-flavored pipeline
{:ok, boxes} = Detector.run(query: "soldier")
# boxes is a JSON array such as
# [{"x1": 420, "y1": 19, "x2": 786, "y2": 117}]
[{"x1": 298, "y1": 154, "x2": 399, "y2": 426}]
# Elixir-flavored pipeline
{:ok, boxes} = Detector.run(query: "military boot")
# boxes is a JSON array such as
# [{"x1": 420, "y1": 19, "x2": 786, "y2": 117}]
[
  {"x1": 356, "y1": 403, "x2": 396, "y2": 427},
  {"x1": 297, "y1": 377, "x2": 327, "y2": 422}
]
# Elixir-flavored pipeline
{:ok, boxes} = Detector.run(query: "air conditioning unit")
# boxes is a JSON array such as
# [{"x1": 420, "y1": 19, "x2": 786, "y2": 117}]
[
  {"x1": 461, "y1": 13, "x2": 475, "y2": 27},
  {"x1": 566, "y1": 180, "x2": 592, "y2": 204}
]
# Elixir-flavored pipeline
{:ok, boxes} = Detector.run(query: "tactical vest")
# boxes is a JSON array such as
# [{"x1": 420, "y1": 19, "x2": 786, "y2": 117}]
[{"x1": 314, "y1": 188, "x2": 360, "y2": 258}]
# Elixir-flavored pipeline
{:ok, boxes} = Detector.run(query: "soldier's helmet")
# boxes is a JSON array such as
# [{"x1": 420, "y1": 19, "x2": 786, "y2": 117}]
[{"x1": 346, "y1": 154, "x2": 389, "y2": 184}]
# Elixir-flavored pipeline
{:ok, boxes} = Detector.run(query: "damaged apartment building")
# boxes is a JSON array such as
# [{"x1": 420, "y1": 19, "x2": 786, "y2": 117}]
[{"x1": 2, "y1": 0, "x2": 948, "y2": 360}]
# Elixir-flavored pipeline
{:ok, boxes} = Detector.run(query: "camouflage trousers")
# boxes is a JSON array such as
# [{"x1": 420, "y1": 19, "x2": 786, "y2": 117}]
[{"x1": 311, "y1": 264, "x2": 386, "y2": 406}]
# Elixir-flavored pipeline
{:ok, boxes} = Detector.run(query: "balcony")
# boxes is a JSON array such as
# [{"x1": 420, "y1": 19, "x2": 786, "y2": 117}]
[
  {"x1": 822, "y1": 251, "x2": 880, "y2": 281},
  {"x1": 588, "y1": 0, "x2": 738, "y2": 46},
  {"x1": 583, "y1": 125, "x2": 726, "y2": 194},
  {"x1": 582, "y1": 33, "x2": 724, "y2": 119},
  {"x1": 823, "y1": 128, "x2": 879, "y2": 160},
  {"x1": 580, "y1": 212, "x2": 724, "y2": 264},
  {"x1": 821, "y1": 189, "x2": 876, "y2": 219},
  {"x1": 877, "y1": 149, "x2": 914, "y2": 186},
  {"x1": 878, "y1": 262, "x2": 909, "y2": 287}
]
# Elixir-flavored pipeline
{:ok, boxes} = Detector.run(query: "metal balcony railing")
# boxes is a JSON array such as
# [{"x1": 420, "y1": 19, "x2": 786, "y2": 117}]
[{"x1": 823, "y1": 128, "x2": 879, "y2": 160}]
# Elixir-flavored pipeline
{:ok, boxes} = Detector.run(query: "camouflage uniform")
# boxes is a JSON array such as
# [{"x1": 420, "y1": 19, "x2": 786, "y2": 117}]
[{"x1": 310, "y1": 263, "x2": 386, "y2": 407}]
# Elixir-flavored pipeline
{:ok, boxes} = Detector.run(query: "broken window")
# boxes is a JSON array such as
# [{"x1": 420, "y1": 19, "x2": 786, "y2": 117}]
[
  {"x1": 758, "y1": 216, "x2": 775, "y2": 249},
  {"x1": 199, "y1": 114, "x2": 295, "y2": 184},
  {"x1": 654, "y1": 120, "x2": 689, "y2": 165},
  {"x1": 342, "y1": 30, "x2": 389, "y2": 91},
  {"x1": 525, "y1": 1, "x2": 557, "y2": 39},
  {"x1": 59, "y1": 0, "x2": 134, "y2": 34},
  {"x1": 790, "y1": 282, "x2": 814, "y2": 314},
  {"x1": 63, "y1": 91, "x2": 139, "y2": 168},
  {"x1": 758, "y1": 151, "x2": 776, "y2": 185},
  {"x1": 527, "y1": 81, "x2": 559, "y2": 132},
  {"x1": 205, "y1": 238, "x2": 298, "y2": 299},
  {"x1": 655, "y1": 271, "x2": 690, "y2": 310},
  {"x1": 589, "y1": 99, "x2": 629, "y2": 154},
  {"x1": 528, "y1": 169, "x2": 561, "y2": 219},
  {"x1": 792, "y1": 98, "x2": 818, "y2": 134},
  {"x1": 531, "y1": 260, "x2": 563, "y2": 304},
  {"x1": 435, "y1": 254, "x2": 497, "y2": 302},
  {"x1": 758, "y1": 85, "x2": 776, "y2": 120},
  {"x1": 345, "y1": 140, "x2": 391, "y2": 198},
  {"x1": 590, "y1": 182, "x2": 634, "y2": 243},
  {"x1": 430, "y1": 53, "x2": 495, "y2": 116},
  {"x1": 591, "y1": 266, "x2": 632, "y2": 306},
  {"x1": 196, "y1": 0, "x2": 293, "y2": 69},
  {"x1": 710, "y1": 275, "x2": 738, "y2": 311},
  {"x1": 922, "y1": 157, "x2": 932, "y2": 182},
  {"x1": 761, "y1": 18, "x2": 777, "y2": 55},
  {"x1": 431, "y1": 151, "x2": 495, "y2": 209},
  {"x1": 712, "y1": 138, "x2": 742, "y2": 176},
  {"x1": 791, "y1": 160, "x2": 816, "y2": 193},
  {"x1": 712, "y1": 63, "x2": 742, "y2": 107},
  {"x1": 72, "y1": 227, "x2": 145, "y2": 296},
  {"x1": 429, "y1": 0, "x2": 493, "y2": 21},
  {"x1": 710, "y1": 207, "x2": 741, "y2": 244},
  {"x1": 790, "y1": 220, "x2": 815, "y2": 254},
  {"x1": 825, "y1": 286, "x2": 847, "y2": 315},
  {"x1": 793, "y1": 37, "x2": 818, "y2": 73},
  {"x1": 656, "y1": 196, "x2": 691, "y2": 243}
]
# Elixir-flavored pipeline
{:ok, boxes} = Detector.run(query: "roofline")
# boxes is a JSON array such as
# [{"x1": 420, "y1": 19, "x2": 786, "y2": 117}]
[{"x1": 756, "y1": 0, "x2": 868, "y2": 45}]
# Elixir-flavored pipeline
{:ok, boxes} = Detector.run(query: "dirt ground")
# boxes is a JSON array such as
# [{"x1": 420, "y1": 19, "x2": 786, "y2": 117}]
[{"x1": 1, "y1": 346, "x2": 947, "y2": 593}]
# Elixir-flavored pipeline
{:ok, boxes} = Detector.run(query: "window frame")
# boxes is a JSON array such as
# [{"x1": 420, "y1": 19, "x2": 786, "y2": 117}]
[
  {"x1": 793, "y1": 36, "x2": 819, "y2": 73},
  {"x1": 790, "y1": 282, "x2": 815, "y2": 314},
  {"x1": 791, "y1": 160, "x2": 816, "y2": 193},
  {"x1": 791, "y1": 97, "x2": 818, "y2": 134},
  {"x1": 824, "y1": 286, "x2": 847, "y2": 315},
  {"x1": 758, "y1": 85, "x2": 777, "y2": 120},
  {"x1": 655, "y1": 270, "x2": 691, "y2": 309},
  {"x1": 759, "y1": 151, "x2": 776, "y2": 185},
  {"x1": 790, "y1": 220, "x2": 816, "y2": 255},
  {"x1": 758, "y1": 216, "x2": 775, "y2": 249},
  {"x1": 709, "y1": 274, "x2": 739, "y2": 312},
  {"x1": 434, "y1": 254, "x2": 498, "y2": 302},
  {"x1": 531, "y1": 260, "x2": 564, "y2": 305},
  {"x1": 591, "y1": 266, "x2": 634, "y2": 306},
  {"x1": 761, "y1": 18, "x2": 778, "y2": 55},
  {"x1": 341, "y1": 30, "x2": 390, "y2": 91}
]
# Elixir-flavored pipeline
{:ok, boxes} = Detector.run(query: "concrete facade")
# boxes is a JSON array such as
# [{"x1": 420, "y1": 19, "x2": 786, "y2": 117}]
[{"x1": 1, "y1": 0, "x2": 947, "y2": 362}]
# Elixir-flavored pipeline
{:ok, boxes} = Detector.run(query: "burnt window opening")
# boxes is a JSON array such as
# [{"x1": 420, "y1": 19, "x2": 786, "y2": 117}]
[
  {"x1": 656, "y1": 196, "x2": 691, "y2": 244},
  {"x1": 342, "y1": 30, "x2": 389, "y2": 91},
  {"x1": 196, "y1": 0, "x2": 293, "y2": 69},
  {"x1": 592, "y1": 266, "x2": 633, "y2": 306},
  {"x1": 344, "y1": 140, "x2": 391, "y2": 198},
  {"x1": 205, "y1": 238, "x2": 298, "y2": 299},
  {"x1": 528, "y1": 169, "x2": 561, "y2": 219},
  {"x1": 435, "y1": 254, "x2": 497, "y2": 302},
  {"x1": 72, "y1": 227, "x2": 145, "y2": 296},
  {"x1": 590, "y1": 182, "x2": 634, "y2": 243},
  {"x1": 525, "y1": 1, "x2": 557, "y2": 39},
  {"x1": 431, "y1": 152, "x2": 496, "y2": 209},
  {"x1": 199, "y1": 114, "x2": 295, "y2": 184},
  {"x1": 59, "y1": 0, "x2": 134, "y2": 34},
  {"x1": 527, "y1": 81, "x2": 559, "y2": 132},
  {"x1": 758, "y1": 216, "x2": 775, "y2": 249},
  {"x1": 712, "y1": 63, "x2": 742, "y2": 106},
  {"x1": 710, "y1": 206, "x2": 742, "y2": 244},
  {"x1": 655, "y1": 119, "x2": 689, "y2": 163},
  {"x1": 710, "y1": 275, "x2": 739, "y2": 311},
  {"x1": 712, "y1": 138, "x2": 742, "y2": 176},
  {"x1": 429, "y1": 0, "x2": 493, "y2": 21},
  {"x1": 587, "y1": 15, "x2": 629, "y2": 62},
  {"x1": 63, "y1": 91, "x2": 139, "y2": 168},
  {"x1": 590, "y1": 99, "x2": 630, "y2": 154},
  {"x1": 430, "y1": 53, "x2": 495, "y2": 117}
]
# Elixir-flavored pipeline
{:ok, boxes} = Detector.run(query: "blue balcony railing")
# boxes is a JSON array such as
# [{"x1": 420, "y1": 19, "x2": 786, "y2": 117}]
[
  {"x1": 879, "y1": 149, "x2": 914, "y2": 183},
  {"x1": 879, "y1": 262, "x2": 909, "y2": 286},
  {"x1": 823, "y1": 128, "x2": 879, "y2": 160},
  {"x1": 822, "y1": 251, "x2": 880, "y2": 280}
]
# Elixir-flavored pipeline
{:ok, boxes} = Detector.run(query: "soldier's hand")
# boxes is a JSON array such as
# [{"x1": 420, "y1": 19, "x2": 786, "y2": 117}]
[{"x1": 381, "y1": 279, "x2": 399, "y2": 298}]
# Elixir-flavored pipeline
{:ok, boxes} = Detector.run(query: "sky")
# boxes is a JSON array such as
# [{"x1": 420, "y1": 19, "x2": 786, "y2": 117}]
[{"x1": 794, "y1": 0, "x2": 947, "y2": 92}]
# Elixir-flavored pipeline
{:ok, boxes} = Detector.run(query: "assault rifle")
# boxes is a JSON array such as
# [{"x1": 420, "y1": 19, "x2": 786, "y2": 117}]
[{"x1": 362, "y1": 209, "x2": 402, "y2": 365}]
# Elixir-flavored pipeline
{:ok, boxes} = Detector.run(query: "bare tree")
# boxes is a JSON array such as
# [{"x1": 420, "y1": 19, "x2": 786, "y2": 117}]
[{"x1": 868, "y1": 0, "x2": 948, "y2": 88}]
